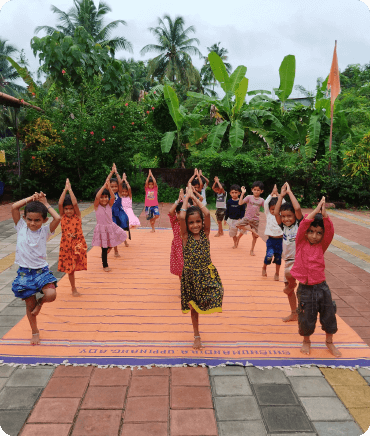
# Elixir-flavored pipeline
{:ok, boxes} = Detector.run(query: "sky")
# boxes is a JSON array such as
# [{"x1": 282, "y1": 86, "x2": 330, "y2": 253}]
[{"x1": 1, "y1": 0, "x2": 370, "y2": 98}]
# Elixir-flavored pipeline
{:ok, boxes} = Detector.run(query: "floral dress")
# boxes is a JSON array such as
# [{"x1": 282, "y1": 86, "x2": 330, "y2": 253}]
[
  {"x1": 92, "y1": 204, "x2": 127, "y2": 248},
  {"x1": 169, "y1": 214, "x2": 183, "y2": 277},
  {"x1": 181, "y1": 230, "x2": 223, "y2": 314},
  {"x1": 58, "y1": 214, "x2": 87, "y2": 274}
]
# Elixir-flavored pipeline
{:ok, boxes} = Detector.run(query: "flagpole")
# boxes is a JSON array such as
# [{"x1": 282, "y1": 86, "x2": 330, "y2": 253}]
[{"x1": 329, "y1": 40, "x2": 337, "y2": 154}]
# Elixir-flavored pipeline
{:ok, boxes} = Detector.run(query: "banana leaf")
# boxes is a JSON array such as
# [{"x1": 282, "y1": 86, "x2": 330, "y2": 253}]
[
  {"x1": 163, "y1": 85, "x2": 184, "y2": 130},
  {"x1": 233, "y1": 77, "x2": 249, "y2": 115},
  {"x1": 305, "y1": 114, "x2": 321, "y2": 158},
  {"x1": 208, "y1": 51, "x2": 230, "y2": 93},
  {"x1": 247, "y1": 89, "x2": 272, "y2": 96},
  {"x1": 6, "y1": 56, "x2": 39, "y2": 96},
  {"x1": 161, "y1": 130, "x2": 176, "y2": 153},
  {"x1": 206, "y1": 121, "x2": 229, "y2": 150},
  {"x1": 229, "y1": 65, "x2": 247, "y2": 94},
  {"x1": 229, "y1": 120, "x2": 244, "y2": 149},
  {"x1": 278, "y1": 55, "x2": 296, "y2": 102}
]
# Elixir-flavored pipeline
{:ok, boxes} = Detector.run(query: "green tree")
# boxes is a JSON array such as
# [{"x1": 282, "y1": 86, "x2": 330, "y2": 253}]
[
  {"x1": 140, "y1": 15, "x2": 202, "y2": 87},
  {"x1": 0, "y1": 38, "x2": 25, "y2": 94},
  {"x1": 34, "y1": 0, "x2": 132, "y2": 57}
]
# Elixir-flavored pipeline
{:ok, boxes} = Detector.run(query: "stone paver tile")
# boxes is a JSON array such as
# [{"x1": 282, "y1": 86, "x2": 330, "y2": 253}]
[
  {"x1": 218, "y1": 420, "x2": 267, "y2": 436},
  {"x1": 128, "y1": 376, "x2": 169, "y2": 397},
  {"x1": 171, "y1": 386, "x2": 213, "y2": 409},
  {"x1": 124, "y1": 396, "x2": 169, "y2": 422},
  {"x1": 0, "y1": 326, "x2": 12, "y2": 337},
  {"x1": 212, "y1": 375, "x2": 252, "y2": 396},
  {"x1": 320, "y1": 368, "x2": 368, "y2": 386},
  {"x1": 0, "y1": 315, "x2": 23, "y2": 326},
  {"x1": 6, "y1": 367, "x2": 54, "y2": 387},
  {"x1": 0, "y1": 410, "x2": 31, "y2": 436},
  {"x1": 0, "y1": 387, "x2": 42, "y2": 409},
  {"x1": 245, "y1": 367, "x2": 288, "y2": 384},
  {"x1": 171, "y1": 366, "x2": 210, "y2": 386},
  {"x1": 214, "y1": 396, "x2": 261, "y2": 421},
  {"x1": 300, "y1": 397, "x2": 353, "y2": 421},
  {"x1": 120, "y1": 422, "x2": 168, "y2": 436},
  {"x1": 348, "y1": 407, "x2": 370, "y2": 432},
  {"x1": 27, "y1": 398, "x2": 80, "y2": 423},
  {"x1": 90, "y1": 367, "x2": 130, "y2": 386},
  {"x1": 0, "y1": 365, "x2": 15, "y2": 377},
  {"x1": 81, "y1": 386, "x2": 126, "y2": 409},
  {"x1": 41, "y1": 376, "x2": 89, "y2": 398},
  {"x1": 314, "y1": 421, "x2": 363, "y2": 436},
  {"x1": 0, "y1": 306, "x2": 25, "y2": 316},
  {"x1": 358, "y1": 368, "x2": 370, "y2": 377},
  {"x1": 334, "y1": 385, "x2": 370, "y2": 407},
  {"x1": 72, "y1": 410, "x2": 121, "y2": 436},
  {"x1": 254, "y1": 384, "x2": 298, "y2": 405},
  {"x1": 20, "y1": 424, "x2": 71, "y2": 436},
  {"x1": 52, "y1": 365, "x2": 93, "y2": 377},
  {"x1": 365, "y1": 377, "x2": 370, "y2": 385},
  {"x1": 131, "y1": 367, "x2": 169, "y2": 377},
  {"x1": 261, "y1": 405, "x2": 313, "y2": 433},
  {"x1": 209, "y1": 366, "x2": 246, "y2": 376},
  {"x1": 283, "y1": 366, "x2": 323, "y2": 377},
  {"x1": 289, "y1": 376, "x2": 336, "y2": 397},
  {"x1": 170, "y1": 409, "x2": 218, "y2": 436}
]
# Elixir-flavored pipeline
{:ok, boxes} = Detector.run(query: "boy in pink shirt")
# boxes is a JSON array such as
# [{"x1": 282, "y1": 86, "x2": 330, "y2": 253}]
[
  {"x1": 145, "y1": 169, "x2": 160, "y2": 232},
  {"x1": 291, "y1": 197, "x2": 341, "y2": 358}
]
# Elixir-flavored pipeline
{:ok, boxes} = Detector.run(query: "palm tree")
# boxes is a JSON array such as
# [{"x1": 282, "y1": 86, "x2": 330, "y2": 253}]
[
  {"x1": 140, "y1": 15, "x2": 202, "y2": 88},
  {"x1": 0, "y1": 39, "x2": 24, "y2": 95},
  {"x1": 201, "y1": 42, "x2": 232, "y2": 93},
  {"x1": 35, "y1": 0, "x2": 132, "y2": 57}
]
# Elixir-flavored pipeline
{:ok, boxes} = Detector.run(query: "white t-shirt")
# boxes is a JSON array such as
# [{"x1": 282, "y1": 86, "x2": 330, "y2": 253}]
[
  {"x1": 280, "y1": 218, "x2": 303, "y2": 260},
  {"x1": 201, "y1": 184, "x2": 208, "y2": 206},
  {"x1": 15, "y1": 218, "x2": 53, "y2": 269},
  {"x1": 216, "y1": 192, "x2": 227, "y2": 209},
  {"x1": 264, "y1": 194, "x2": 284, "y2": 237}
]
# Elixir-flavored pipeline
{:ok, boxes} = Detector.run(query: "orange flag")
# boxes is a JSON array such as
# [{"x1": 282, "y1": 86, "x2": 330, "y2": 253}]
[{"x1": 327, "y1": 41, "x2": 341, "y2": 105}]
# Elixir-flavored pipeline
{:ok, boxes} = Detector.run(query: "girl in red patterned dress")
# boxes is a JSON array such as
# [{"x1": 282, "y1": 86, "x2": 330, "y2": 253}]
[
  {"x1": 58, "y1": 179, "x2": 87, "y2": 297},
  {"x1": 168, "y1": 189, "x2": 184, "y2": 291}
]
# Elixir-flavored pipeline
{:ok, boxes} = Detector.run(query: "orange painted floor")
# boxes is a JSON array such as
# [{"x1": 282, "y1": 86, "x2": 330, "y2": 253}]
[{"x1": 1, "y1": 229, "x2": 370, "y2": 366}]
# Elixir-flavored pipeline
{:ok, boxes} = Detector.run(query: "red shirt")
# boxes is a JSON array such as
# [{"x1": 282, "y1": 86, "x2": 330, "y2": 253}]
[{"x1": 290, "y1": 215, "x2": 334, "y2": 285}]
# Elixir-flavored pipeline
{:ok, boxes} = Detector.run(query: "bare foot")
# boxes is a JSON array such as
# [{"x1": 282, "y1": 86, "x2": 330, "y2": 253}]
[
  {"x1": 326, "y1": 341, "x2": 342, "y2": 357},
  {"x1": 274, "y1": 274, "x2": 279, "y2": 281},
  {"x1": 250, "y1": 250, "x2": 256, "y2": 256},
  {"x1": 232, "y1": 245, "x2": 237, "y2": 249},
  {"x1": 31, "y1": 300, "x2": 42, "y2": 316},
  {"x1": 114, "y1": 252, "x2": 121, "y2": 258},
  {"x1": 124, "y1": 241, "x2": 129, "y2": 247},
  {"x1": 193, "y1": 336, "x2": 203, "y2": 350},
  {"x1": 72, "y1": 288, "x2": 81, "y2": 297},
  {"x1": 150, "y1": 229, "x2": 155, "y2": 233},
  {"x1": 262, "y1": 268, "x2": 267, "y2": 277},
  {"x1": 31, "y1": 332, "x2": 40, "y2": 345},
  {"x1": 214, "y1": 233, "x2": 221, "y2": 237},
  {"x1": 300, "y1": 340, "x2": 311, "y2": 355},
  {"x1": 282, "y1": 312, "x2": 298, "y2": 322},
  {"x1": 103, "y1": 267, "x2": 111, "y2": 272}
]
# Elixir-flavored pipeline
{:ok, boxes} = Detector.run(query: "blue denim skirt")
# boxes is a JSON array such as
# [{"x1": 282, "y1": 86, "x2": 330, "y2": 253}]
[{"x1": 12, "y1": 266, "x2": 57, "y2": 299}]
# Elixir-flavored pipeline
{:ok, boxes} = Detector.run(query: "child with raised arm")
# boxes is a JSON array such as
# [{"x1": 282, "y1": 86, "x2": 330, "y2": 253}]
[
  {"x1": 145, "y1": 169, "x2": 160, "y2": 232},
  {"x1": 58, "y1": 179, "x2": 87, "y2": 297},
  {"x1": 11, "y1": 192, "x2": 60, "y2": 345},
  {"x1": 212, "y1": 176, "x2": 227, "y2": 237},
  {"x1": 274, "y1": 182, "x2": 303, "y2": 322},
  {"x1": 237, "y1": 181, "x2": 264, "y2": 255},
  {"x1": 168, "y1": 189, "x2": 185, "y2": 289},
  {"x1": 121, "y1": 173, "x2": 140, "y2": 228},
  {"x1": 188, "y1": 168, "x2": 208, "y2": 205},
  {"x1": 180, "y1": 184, "x2": 224, "y2": 350},
  {"x1": 262, "y1": 184, "x2": 283, "y2": 281},
  {"x1": 92, "y1": 170, "x2": 127, "y2": 271},
  {"x1": 224, "y1": 184, "x2": 246, "y2": 248},
  {"x1": 290, "y1": 197, "x2": 341, "y2": 357}
]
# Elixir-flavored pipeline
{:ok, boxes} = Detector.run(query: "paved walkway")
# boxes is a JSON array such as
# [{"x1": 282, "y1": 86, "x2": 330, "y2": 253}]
[{"x1": 0, "y1": 202, "x2": 369, "y2": 435}]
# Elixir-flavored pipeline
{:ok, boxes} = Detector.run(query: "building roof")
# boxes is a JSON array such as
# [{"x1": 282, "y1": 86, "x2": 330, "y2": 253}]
[{"x1": 0, "y1": 92, "x2": 43, "y2": 112}]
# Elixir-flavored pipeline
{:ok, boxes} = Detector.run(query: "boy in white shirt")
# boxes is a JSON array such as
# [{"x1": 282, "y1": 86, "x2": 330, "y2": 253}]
[{"x1": 11, "y1": 192, "x2": 60, "y2": 345}]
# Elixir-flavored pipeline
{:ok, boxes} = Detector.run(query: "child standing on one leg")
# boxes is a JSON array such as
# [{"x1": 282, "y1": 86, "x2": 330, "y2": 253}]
[
  {"x1": 92, "y1": 171, "x2": 127, "y2": 272},
  {"x1": 169, "y1": 189, "x2": 185, "y2": 292},
  {"x1": 120, "y1": 173, "x2": 141, "y2": 228},
  {"x1": 58, "y1": 178, "x2": 87, "y2": 297},
  {"x1": 212, "y1": 176, "x2": 227, "y2": 237},
  {"x1": 290, "y1": 197, "x2": 341, "y2": 357},
  {"x1": 262, "y1": 184, "x2": 283, "y2": 281},
  {"x1": 224, "y1": 185, "x2": 246, "y2": 248},
  {"x1": 145, "y1": 169, "x2": 160, "y2": 232},
  {"x1": 274, "y1": 182, "x2": 303, "y2": 322},
  {"x1": 11, "y1": 192, "x2": 60, "y2": 345},
  {"x1": 110, "y1": 163, "x2": 130, "y2": 254},
  {"x1": 180, "y1": 184, "x2": 224, "y2": 350},
  {"x1": 237, "y1": 181, "x2": 264, "y2": 255}
]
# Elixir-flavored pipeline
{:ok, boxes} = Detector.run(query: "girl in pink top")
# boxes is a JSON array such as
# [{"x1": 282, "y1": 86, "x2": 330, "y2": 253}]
[
  {"x1": 145, "y1": 169, "x2": 160, "y2": 232},
  {"x1": 168, "y1": 189, "x2": 185, "y2": 290},
  {"x1": 290, "y1": 197, "x2": 341, "y2": 358},
  {"x1": 120, "y1": 173, "x2": 141, "y2": 228}
]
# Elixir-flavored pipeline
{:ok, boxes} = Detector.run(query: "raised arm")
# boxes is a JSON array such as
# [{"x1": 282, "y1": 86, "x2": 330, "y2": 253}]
[
  {"x1": 306, "y1": 197, "x2": 325, "y2": 221},
  {"x1": 58, "y1": 179, "x2": 68, "y2": 217},
  {"x1": 274, "y1": 183, "x2": 287, "y2": 225},
  {"x1": 169, "y1": 188, "x2": 184, "y2": 216},
  {"x1": 321, "y1": 202, "x2": 334, "y2": 252},
  {"x1": 199, "y1": 170, "x2": 209, "y2": 187},
  {"x1": 107, "y1": 180, "x2": 115, "y2": 207},
  {"x1": 67, "y1": 179, "x2": 81, "y2": 218},
  {"x1": 122, "y1": 173, "x2": 132, "y2": 199},
  {"x1": 145, "y1": 170, "x2": 151, "y2": 188},
  {"x1": 38, "y1": 192, "x2": 61, "y2": 233},
  {"x1": 94, "y1": 170, "x2": 113, "y2": 209},
  {"x1": 214, "y1": 176, "x2": 225, "y2": 194},
  {"x1": 149, "y1": 169, "x2": 157, "y2": 187},
  {"x1": 286, "y1": 183, "x2": 303, "y2": 220},
  {"x1": 191, "y1": 186, "x2": 203, "y2": 203},
  {"x1": 239, "y1": 186, "x2": 246, "y2": 205},
  {"x1": 188, "y1": 168, "x2": 198, "y2": 185},
  {"x1": 12, "y1": 193, "x2": 38, "y2": 225},
  {"x1": 180, "y1": 186, "x2": 191, "y2": 243},
  {"x1": 191, "y1": 189, "x2": 211, "y2": 237},
  {"x1": 113, "y1": 163, "x2": 123, "y2": 194}
]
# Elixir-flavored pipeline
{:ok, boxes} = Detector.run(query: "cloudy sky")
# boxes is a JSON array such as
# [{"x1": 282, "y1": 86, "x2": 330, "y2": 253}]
[{"x1": 1, "y1": 0, "x2": 370, "y2": 97}]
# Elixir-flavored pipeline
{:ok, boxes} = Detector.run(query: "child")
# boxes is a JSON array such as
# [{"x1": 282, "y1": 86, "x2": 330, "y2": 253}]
[
  {"x1": 11, "y1": 192, "x2": 60, "y2": 345},
  {"x1": 274, "y1": 182, "x2": 303, "y2": 322},
  {"x1": 212, "y1": 176, "x2": 227, "y2": 237},
  {"x1": 237, "y1": 181, "x2": 264, "y2": 255},
  {"x1": 121, "y1": 173, "x2": 141, "y2": 228},
  {"x1": 58, "y1": 178, "x2": 87, "y2": 297},
  {"x1": 145, "y1": 169, "x2": 160, "y2": 232},
  {"x1": 262, "y1": 184, "x2": 283, "y2": 281},
  {"x1": 92, "y1": 171, "x2": 127, "y2": 271},
  {"x1": 180, "y1": 184, "x2": 224, "y2": 350},
  {"x1": 188, "y1": 168, "x2": 208, "y2": 205},
  {"x1": 290, "y1": 197, "x2": 341, "y2": 357},
  {"x1": 224, "y1": 184, "x2": 246, "y2": 248},
  {"x1": 168, "y1": 189, "x2": 185, "y2": 289},
  {"x1": 110, "y1": 163, "x2": 130, "y2": 254}
]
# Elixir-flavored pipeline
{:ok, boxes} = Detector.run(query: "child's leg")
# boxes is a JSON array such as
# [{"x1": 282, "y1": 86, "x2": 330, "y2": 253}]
[
  {"x1": 319, "y1": 282, "x2": 341, "y2": 357},
  {"x1": 263, "y1": 239, "x2": 273, "y2": 276},
  {"x1": 114, "y1": 246, "x2": 120, "y2": 257},
  {"x1": 150, "y1": 218, "x2": 156, "y2": 232},
  {"x1": 274, "y1": 264, "x2": 281, "y2": 280},
  {"x1": 282, "y1": 289, "x2": 298, "y2": 322},
  {"x1": 301, "y1": 336, "x2": 311, "y2": 355},
  {"x1": 31, "y1": 284, "x2": 57, "y2": 317},
  {"x1": 102, "y1": 247, "x2": 111, "y2": 272},
  {"x1": 25, "y1": 296, "x2": 40, "y2": 345},
  {"x1": 297, "y1": 284, "x2": 317, "y2": 354},
  {"x1": 250, "y1": 233, "x2": 259, "y2": 256},
  {"x1": 68, "y1": 272, "x2": 81, "y2": 297},
  {"x1": 325, "y1": 333, "x2": 342, "y2": 357},
  {"x1": 215, "y1": 220, "x2": 224, "y2": 237},
  {"x1": 190, "y1": 306, "x2": 202, "y2": 349}
]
